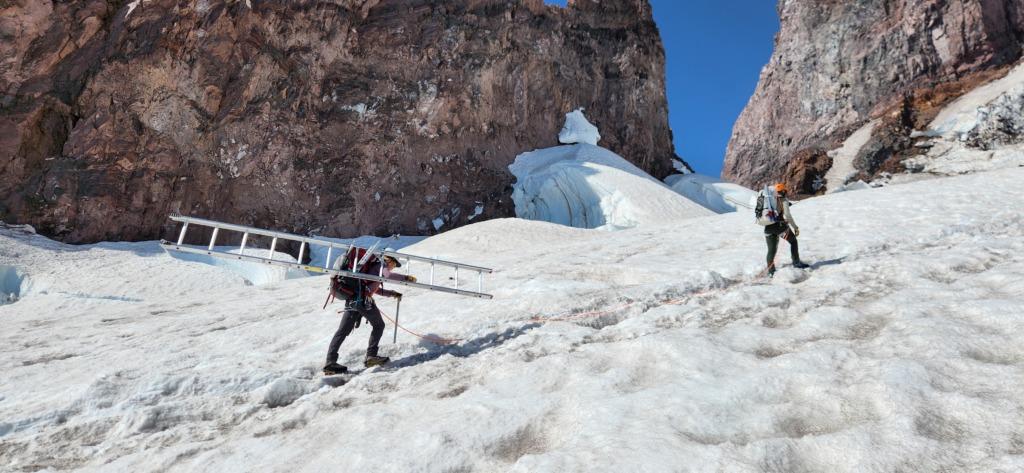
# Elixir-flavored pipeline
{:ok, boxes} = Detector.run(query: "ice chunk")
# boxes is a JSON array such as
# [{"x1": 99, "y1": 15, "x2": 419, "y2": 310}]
[
  {"x1": 0, "y1": 265, "x2": 24, "y2": 304},
  {"x1": 468, "y1": 204, "x2": 484, "y2": 220},
  {"x1": 558, "y1": 108, "x2": 601, "y2": 145}
]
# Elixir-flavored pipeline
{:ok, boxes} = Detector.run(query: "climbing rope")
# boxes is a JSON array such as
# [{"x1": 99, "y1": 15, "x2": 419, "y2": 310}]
[{"x1": 377, "y1": 309, "x2": 462, "y2": 345}]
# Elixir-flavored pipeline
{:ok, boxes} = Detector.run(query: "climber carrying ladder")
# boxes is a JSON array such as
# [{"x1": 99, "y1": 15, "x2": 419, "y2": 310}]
[{"x1": 160, "y1": 215, "x2": 494, "y2": 374}]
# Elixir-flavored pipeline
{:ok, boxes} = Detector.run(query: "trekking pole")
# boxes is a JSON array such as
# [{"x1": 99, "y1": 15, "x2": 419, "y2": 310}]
[{"x1": 392, "y1": 298, "x2": 401, "y2": 344}]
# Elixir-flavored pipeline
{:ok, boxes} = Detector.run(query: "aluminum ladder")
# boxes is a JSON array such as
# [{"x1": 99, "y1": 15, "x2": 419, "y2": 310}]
[{"x1": 159, "y1": 215, "x2": 494, "y2": 299}]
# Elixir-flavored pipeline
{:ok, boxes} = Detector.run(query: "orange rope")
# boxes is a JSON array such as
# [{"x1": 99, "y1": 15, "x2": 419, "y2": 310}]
[
  {"x1": 378, "y1": 309, "x2": 462, "y2": 345},
  {"x1": 529, "y1": 300, "x2": 639, "y2": 323}
]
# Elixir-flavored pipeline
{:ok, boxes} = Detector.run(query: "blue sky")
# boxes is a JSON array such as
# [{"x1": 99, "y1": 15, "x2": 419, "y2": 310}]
[{"x1": 546, "y1": 0, "x2": 780, "y2": 176}]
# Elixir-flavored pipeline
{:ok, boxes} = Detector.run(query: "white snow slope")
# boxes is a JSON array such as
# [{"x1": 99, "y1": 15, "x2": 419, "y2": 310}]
[
  {"x1": 510, "y1": 144, "x2": 712, "y2": 229},
  {"x1": 3, "y1": 168, "x2": 1024, "y2": 472},
  {"x1": 825, "y1": 119, "x2": 879, "y2": 192},
  {"x1": 664, "y1": 173, "x2": 758, "y2": 213}
]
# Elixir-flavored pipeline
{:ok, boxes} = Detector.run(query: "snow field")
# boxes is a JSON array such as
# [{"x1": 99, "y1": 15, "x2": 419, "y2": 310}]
[{"x1": 1, "y1": 168, "x2": 1024, "y2": 471}]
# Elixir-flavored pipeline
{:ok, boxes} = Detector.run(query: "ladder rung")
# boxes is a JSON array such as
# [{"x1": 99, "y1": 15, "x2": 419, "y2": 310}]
[{"x1": 208, "y1": 227, "x2": 219, "y2": 251}]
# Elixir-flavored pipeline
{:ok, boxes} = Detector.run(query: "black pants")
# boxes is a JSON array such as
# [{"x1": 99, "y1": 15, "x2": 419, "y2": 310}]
[
  {"x1": 325, "y1": 298, "x2": 385, "y2": 364},
  {"x1": 765, "y1": 222, "x2": 800, "y2": 269}
]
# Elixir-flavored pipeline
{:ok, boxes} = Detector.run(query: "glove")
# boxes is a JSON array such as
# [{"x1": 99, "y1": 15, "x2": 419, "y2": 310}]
[
  {"x1": 394, "y1": 292, "x2": 403, "y2": 300},
  {"x1": 793, "y1": 228, "x2": 800, "y2": 237},
  {"x1": 405, "y1": 275, "x2": 417, "y2": 283}
]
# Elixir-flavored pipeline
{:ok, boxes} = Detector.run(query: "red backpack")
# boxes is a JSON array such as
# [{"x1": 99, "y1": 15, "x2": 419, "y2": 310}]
[{"x1": 324, "y1": 247, "x2": 380, "y2": 308}]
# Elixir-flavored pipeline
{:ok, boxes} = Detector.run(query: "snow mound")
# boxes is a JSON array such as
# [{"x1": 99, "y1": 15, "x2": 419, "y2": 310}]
[
  {"x1": 557, "y1": 108, "x2": 600, "y2": 145},
  {"x1": 407, "y1": 218, "x2": 589, "y2": 258},
  {"x1": 261, "y1": 378, "x2": 311, "y2": 408},
  {"x1": 167, "y1": 247, "x2": 308, "y2": 286},
  {"x1": 1, "y1": 265, "x2": 24, "y2": 304},
  {"x1": 509, "y1": 144, "x2": 712, "y2": 229},
  {"x1": 664, "y1": 173, "x2": 757, "y2": 213}
]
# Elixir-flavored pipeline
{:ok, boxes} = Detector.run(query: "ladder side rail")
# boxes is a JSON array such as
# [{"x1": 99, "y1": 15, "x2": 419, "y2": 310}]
[
  {"x1": 171, "y1": 215, "x2": 340, "y2": 249},
  {"x1": 382, "y1": 251, "x2": 493, "y2": 273},
  {"x1": 160, "y1": 242, "x2": 493, "y2": 299},
  {"x1": 170, "y1": 216, "x2": 492, "y2": 272},
  {"x1": 328, "y1": 267, "x2": 487, "y2": 297}
]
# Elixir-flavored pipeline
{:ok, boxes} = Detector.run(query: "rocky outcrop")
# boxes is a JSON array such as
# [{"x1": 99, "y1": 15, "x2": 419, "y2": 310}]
[
  {"x1": 902, "y1": 64, "x2": 1024, "y2": 175},
  {"x1": 0, "y1": 0, "x2": 681, "y2": 243},
  {"x1": 723, "y1": 0, "x2": 1024, "y2": 193}
]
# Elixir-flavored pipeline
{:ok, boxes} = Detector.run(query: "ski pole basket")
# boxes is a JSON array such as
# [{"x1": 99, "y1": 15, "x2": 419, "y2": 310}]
[{"x1": 160, "y1": 215, "x2": 494, "y2": 299}]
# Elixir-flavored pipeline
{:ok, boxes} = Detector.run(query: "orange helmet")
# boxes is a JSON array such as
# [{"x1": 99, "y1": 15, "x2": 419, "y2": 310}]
[{"x1": 774, "y1": 183, "x2": 787, "y2": 193}]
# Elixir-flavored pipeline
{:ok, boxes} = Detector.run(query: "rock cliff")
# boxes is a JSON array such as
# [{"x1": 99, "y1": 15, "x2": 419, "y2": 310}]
[
  {"x1": 0, "y1": 0, "x2": 682, "y2": 243},
  {"x1": 723, "y1": 0, "x2": 1024, "y2": 192}
]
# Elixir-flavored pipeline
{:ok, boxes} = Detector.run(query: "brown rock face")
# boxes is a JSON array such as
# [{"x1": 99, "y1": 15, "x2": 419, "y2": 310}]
[
  {"x1": 0, "y1": 0, "x2": 681, "y2": 243},
  {"x1": 723, "y1": 0, "x2": 1024, "y2": 189}
]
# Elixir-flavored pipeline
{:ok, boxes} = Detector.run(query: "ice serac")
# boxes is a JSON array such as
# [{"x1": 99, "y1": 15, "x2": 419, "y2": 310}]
[
  {"x1": 509, "y1": 143, "x2": 711, "y2": 230},
  {"x1": 723, "y1": 0, "x2": 1024, "y2": 191},
  {"x1": 558, "y1": 108, "x2": 601, "y2": 145},
  {"x1": 0, "y1": 0, "x2": 683, "y2": 243}
]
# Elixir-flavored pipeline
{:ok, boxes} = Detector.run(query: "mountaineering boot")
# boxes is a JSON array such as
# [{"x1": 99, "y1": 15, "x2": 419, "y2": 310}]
[
  {"x1": 364, "y1": 355, "x2": 390, "y2": 367},
  {"x1": 323, "y1": 362, "x2": 348, "y2": 375},
  {"x1": 793, "y1": 261, "x2": 810, "y2": 269}
]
